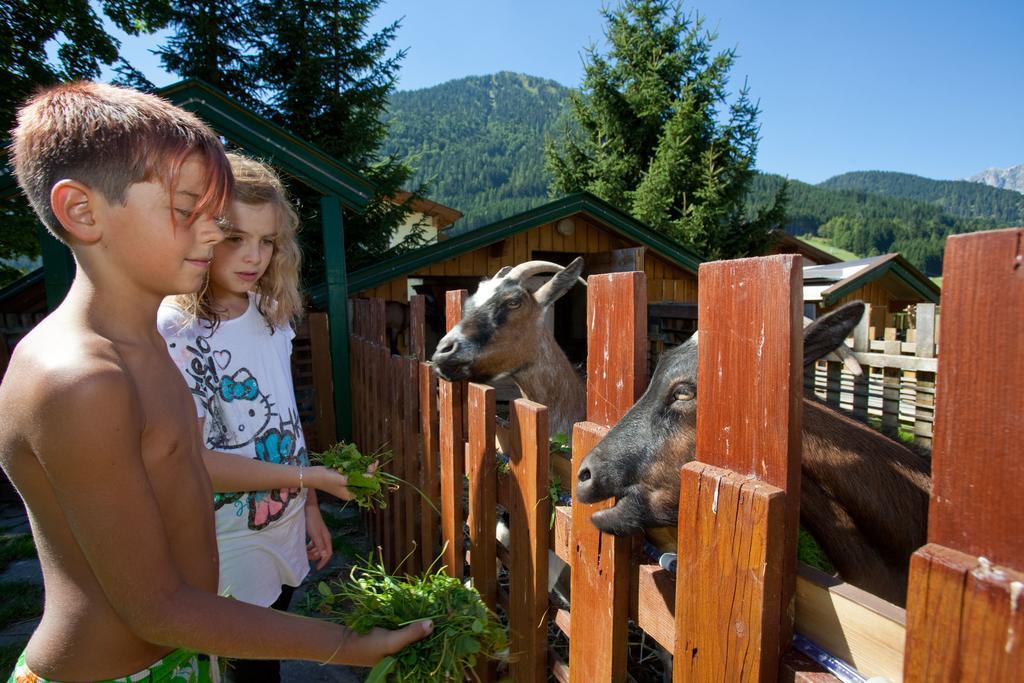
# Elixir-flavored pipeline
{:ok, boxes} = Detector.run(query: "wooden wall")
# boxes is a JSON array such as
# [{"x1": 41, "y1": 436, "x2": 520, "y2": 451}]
[{"x1": 355, "y1": 213, "x2": 698, "y2": 305}]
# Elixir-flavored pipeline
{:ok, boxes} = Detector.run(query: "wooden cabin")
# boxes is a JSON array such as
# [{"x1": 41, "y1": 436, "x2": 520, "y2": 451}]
[
  {"x1": 333, "y1": 192, "x2": 705, "y2": 364},
  {"x1": 804, "y1": 253, "x2": 941, "y2": 329}
]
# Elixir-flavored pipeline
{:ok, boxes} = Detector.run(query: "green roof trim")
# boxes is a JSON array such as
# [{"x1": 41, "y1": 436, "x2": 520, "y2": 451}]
[
  {"x1": 159, "y1": 80, "x2": 375, "y2": 209},
  {"x1": 340, "y1": 192, "x2": 704, "y2": 300},
  {"x1": 821, "y1": 254, "x2": 940, "y2": 306}
]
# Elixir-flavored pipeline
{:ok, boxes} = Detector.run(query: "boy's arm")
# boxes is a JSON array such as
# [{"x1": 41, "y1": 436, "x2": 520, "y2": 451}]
[{"x1": 34, "y1": 365, "x2": 428, "y2": 663}]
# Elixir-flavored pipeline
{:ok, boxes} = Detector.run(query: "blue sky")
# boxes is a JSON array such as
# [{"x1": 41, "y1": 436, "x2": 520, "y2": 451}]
[{"x1": 113, "y1": 0, "x2": 1023, "y2": 184}]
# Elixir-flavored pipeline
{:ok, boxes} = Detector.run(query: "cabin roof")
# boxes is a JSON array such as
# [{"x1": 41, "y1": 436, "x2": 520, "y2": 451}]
[
  {"x1": 803, "y1": 253, "x2": 940, "y2": 306},
  {"x1": 1, "y1": 79, "x2": 377, "y2": 210},
  {"x1": 337, "y1": 192, "x2": 705, "y2": 301}
]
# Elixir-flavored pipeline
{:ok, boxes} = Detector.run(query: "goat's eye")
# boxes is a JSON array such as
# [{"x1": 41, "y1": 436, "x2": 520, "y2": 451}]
[
  {"x1": 673, "y1": 388, "x2": 694, "y2": 402},
  {"x1": 505, "y1": 299, "x2": 521, "y2": 309}
]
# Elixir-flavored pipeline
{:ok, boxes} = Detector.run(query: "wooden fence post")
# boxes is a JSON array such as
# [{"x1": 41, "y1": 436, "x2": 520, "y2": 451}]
[
  {"x1": 467, "y1": 383, "x2": 497, "y2": 683},
  {"x1": 508, "y1": 399, "x2": 550, "y2": 683},
  {"x1": 674, "y1": 255, "x2": 803, "y2": 682},
  {"x1": 904, "y1": 228, "x2": 1024, "y2": 681},
  {"x1": 438, "y1": 290, "x2": 468, "y2": 579},
  {"x1": 418, "y1": 362, "x2": 440, "y2": 569},
  {"x1": 401, "y1": 356, "x2": 420, "y2": 575},
  {"x1": 569, "y1": 272, "x2": 647, "y2": 682},
  {"x1": 410, "y1": 294, "x2": 427, "y2": 361}
]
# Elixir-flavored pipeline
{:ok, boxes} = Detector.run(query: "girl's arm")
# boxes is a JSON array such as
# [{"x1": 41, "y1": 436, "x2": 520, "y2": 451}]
[{"x1": 201, "y1": 446, "x2": 355, "y2": 501}]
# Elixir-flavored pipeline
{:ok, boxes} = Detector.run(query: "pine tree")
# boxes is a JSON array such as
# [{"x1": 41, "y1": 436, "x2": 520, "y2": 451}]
[
  {"x1": 1, "y1": 0, "x2": 170, "y2": 285},
  {"x1": 155, "y1": 0, "x2": 260, "y2": 109},
  {"x1": 156, "y1": 0, "x2": 427, "y2": 269},
  {"x1": 545, "y1": 0, "x2": 785, "y2": 259},
  {"x1": 251, "y1": 0, "x2": 427, "y2": 269}
]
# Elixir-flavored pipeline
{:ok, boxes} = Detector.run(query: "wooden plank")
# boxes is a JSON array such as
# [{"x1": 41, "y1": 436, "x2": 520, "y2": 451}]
[
  {"x1": 904, "y1": 544, "x2": 1024, "y2": 682},
  {"x1": 673, "y1": 462, "x2": 787, "y2": 682},
  {"x1": 387, "y1": 355, "x2": 402, "y2": 572},
  {"x1": 438, "y1": 377, "x2": 464, "y2": 579},
  {"x1": 694, "y1": 254, "x2": 803, "y2": 658},
  {"x1": 795, "y1": 565, "x2": 906, "y2": 681},
  {"x1": 567, "y1": 271, "x2": 644, "y2": 682},
  {"x1": 569, "y1": 422, "x2": 628, "y2": 682},
  {"x1": 508, "y1": 399, "x2": 550, "y2": 683},
  {"x1": 466, "y1": 382, "x2": 496, "y2": 683},
  {"x1": 409, "y1": 294, "x2": 426, "y2": 361},
  {"x1": 419, "y1": 362, "x2": 440, "y2": 569},
  {"x1": 307, "y1": 312, "x2": 337, "y2": 450},
  {"x1": 904, "y1": 228, "x2": 1024, "y2": 681},
  {"x1": 401, "y1": 357, "x2": 420, "y2": 575},
  {"x1": 635, "y1": 564, "x2": 677, "y2": 652},
  {"x1": 466, "y1": 384, "x2": 497, "y2": 610},
  {"x1": 927, "y1": 227, "x2": 1024, "y2": 564},
  {"x1": 586, "y1": 272, "x2": 648, "y2": 427}
]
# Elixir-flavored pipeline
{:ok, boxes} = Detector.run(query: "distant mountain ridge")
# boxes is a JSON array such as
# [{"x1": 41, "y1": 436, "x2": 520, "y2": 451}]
[
  {"x1": 381, "y1": 72, "x2": 1018, "y2": 275},
  {"x1": 968, "y1": 164, "x2": 1024, "y2": 194},
  {"x1": 820, "y1": 171, "x2": 1024, "y2": 224}
]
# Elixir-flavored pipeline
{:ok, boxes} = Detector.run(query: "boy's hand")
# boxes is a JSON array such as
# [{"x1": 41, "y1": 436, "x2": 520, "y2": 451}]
[
  {"x1": 304, "y1": 503, "x2": 333, "y2": 570},
  {"x1": 329, "y1": 620, "x2": 433, "y2": 667}
]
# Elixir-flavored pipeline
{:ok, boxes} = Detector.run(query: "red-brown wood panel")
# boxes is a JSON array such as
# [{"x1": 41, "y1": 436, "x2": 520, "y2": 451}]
[
  {"x1": 586, "y1": 272, "x2": 648, "y2": 426},
  {"x1": 691, "y1": 255, "x2": 803, "y2": 673},
  {"x1": 508, "y1": 399, "x2": 550, "y2": 683},
  {"x1": 418, "y1": 362, "x2": 440, "y2": 569}
]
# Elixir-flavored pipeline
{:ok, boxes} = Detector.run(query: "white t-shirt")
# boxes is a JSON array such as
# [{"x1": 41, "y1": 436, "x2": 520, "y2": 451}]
[{"x1": 158, "y1": 294, "x2": 310, "y2": 607}]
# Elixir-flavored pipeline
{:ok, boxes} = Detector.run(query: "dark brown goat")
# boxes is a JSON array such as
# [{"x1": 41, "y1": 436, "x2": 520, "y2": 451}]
[{"x1": 576, "y1": 302, "x2": 931, "y2": 606}]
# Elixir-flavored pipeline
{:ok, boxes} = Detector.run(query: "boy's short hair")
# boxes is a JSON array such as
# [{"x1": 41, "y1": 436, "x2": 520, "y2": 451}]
[{"x1": 10, "y1": 81, "x2": 232, "y2": 242}]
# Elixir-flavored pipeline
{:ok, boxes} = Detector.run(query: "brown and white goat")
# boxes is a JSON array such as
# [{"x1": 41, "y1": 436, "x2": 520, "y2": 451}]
[
  {"x1": 576, "y1": 302, "x2": 932, "y2": 606},
  {"x1": 430, "y1": 258, "x2": 588, "y2": 437}
]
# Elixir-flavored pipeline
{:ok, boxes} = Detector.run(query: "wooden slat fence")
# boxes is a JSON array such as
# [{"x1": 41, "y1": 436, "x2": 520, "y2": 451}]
[
  {"x1": 805, "y1": 302, "x2": 939, "y2": 448},
  {"x1": 345, "y1": 229, "x2": 1020, "y2": 681}
]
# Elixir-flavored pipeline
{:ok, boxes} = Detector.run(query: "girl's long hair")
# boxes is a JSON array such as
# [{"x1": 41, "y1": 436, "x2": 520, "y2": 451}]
[{"x1": 174, "y1": 153, "x2": 303, "y2": 331}]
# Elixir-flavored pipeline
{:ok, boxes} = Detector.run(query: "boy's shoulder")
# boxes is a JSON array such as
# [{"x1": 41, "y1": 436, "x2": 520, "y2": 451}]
[{"x1": 1, "y1": 315, "x2": 136, "y2": 417}]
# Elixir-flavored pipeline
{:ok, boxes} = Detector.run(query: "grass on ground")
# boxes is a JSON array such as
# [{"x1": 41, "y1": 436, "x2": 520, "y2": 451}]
[
  {"x1": 0, "y1": 580, "x2": 43, "y2": 630},
  {"x1": 797, "y1": 235, "x2": 864, "y2": 262}
]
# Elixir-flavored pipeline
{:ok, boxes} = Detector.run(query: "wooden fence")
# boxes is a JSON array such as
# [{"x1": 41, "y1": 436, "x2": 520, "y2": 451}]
[
  {"x1": 347, "y1": 227, "x2": 1022, "y2": 682},
  {"x1": 805, "y1": 302, "x2": 938, "y2": 448}
]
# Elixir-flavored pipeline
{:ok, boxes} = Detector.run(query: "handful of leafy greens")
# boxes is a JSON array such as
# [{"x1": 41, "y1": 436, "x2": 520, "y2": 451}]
[
  {"x1": 314, "y1": 442, "x2": 396, "y2": 510},
  {"x1": 313, "y1": 557, "x2": 509, "y2": 681}
]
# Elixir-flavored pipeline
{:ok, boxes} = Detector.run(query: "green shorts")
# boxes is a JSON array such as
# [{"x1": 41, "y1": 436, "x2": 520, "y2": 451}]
[{"x1": 8, "y1": 648, "x2": 215, "y2": 683}]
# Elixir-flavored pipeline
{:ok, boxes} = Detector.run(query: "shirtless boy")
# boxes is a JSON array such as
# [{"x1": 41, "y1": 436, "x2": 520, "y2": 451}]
[{"x1": 0, "y1": 82, "x2": 429, "y2": 681}]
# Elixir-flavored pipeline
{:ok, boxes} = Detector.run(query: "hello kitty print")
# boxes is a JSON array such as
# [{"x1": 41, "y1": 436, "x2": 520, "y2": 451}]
[{"x1": 167, "y1": 325, "x2": 308, "y2": 531}]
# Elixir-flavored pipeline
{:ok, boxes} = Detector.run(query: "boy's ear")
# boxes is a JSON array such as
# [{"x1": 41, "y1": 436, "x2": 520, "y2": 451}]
[{"x1": 50, "y1": 179, "x2": 101, "y2": 243}]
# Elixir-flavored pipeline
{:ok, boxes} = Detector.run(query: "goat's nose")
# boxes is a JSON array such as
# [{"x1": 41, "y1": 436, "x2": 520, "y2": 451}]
[{"x1": 435, "y1": 338, "x2": 459, "y2": 358}]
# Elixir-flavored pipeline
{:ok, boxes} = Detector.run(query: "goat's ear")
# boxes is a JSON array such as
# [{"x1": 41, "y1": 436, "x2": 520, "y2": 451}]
[
  {"x1": 803, "y1": 301, "x2": 865, "y2": 366},
  {"x1": 535, "y1": 257, "x2": 585, "y2": 309}
]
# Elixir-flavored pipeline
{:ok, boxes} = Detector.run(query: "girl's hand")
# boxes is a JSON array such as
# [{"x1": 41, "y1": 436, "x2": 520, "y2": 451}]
[
  {"x1": 308, "y1": 465, "x2": 354, "y2": 501},
  {"x1": 304, "y1": 503, "x2": 333, "y2": 570}
]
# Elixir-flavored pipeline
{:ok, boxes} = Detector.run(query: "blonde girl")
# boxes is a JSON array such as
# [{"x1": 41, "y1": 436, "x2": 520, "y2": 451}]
[{"x1": 158, "y1": 153, "x2": 336, "y2": 682}]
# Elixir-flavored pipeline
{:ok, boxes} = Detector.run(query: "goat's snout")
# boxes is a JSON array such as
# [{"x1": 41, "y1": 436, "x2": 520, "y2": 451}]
[
  {"x1": 575, "y1": 453, "x2": 607, "y2": 504},
  {"x1": 430, "y1": 332, "x2": 473, "y2": 381}
]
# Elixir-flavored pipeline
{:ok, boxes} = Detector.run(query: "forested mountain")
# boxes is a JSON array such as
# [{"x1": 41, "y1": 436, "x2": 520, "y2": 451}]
[
  {"x1": 382, "y1": 72, "x2": 1016, "y2": 275},
  {"x1": 381, "y1": 72, "x2": 570, "y2": 230},
  {"x1": 746, "y1": 174, "x2": 1008, "y2": 275},
  {"x1": 820, "y1": 171, "x2": 1024, "y2": 224}
]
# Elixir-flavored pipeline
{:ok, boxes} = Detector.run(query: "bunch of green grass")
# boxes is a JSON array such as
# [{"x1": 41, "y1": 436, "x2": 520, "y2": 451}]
[
  {"x1": 314, "y1": 442, "x2": 397, "y2": 511},
  {"x1": 313, "y1": 555, "x2": 508, "y2": 681}
]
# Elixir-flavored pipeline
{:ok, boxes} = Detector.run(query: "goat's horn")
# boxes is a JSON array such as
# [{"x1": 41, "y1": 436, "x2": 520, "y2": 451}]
[
  {"x1": 493, "y1": 265, "x2": 513, "y2": 279},
  {"x1": 502, "y1": 260, "x2": 568, "y2": 282}
]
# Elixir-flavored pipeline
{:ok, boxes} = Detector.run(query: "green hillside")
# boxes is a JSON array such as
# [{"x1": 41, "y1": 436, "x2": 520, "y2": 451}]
[
  {"x1": 382, "y1": 72, "x2": 570, "y2": 230},
  {"x1": 745, "y1": 174, "x2": 1007, "y2": 275},
  {"x1": 820, "y1": 171, "x2": 1024, "y2": 224},
  {"x1": 382, "y1": 72, "x2": 1016, "y2": 276}
]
